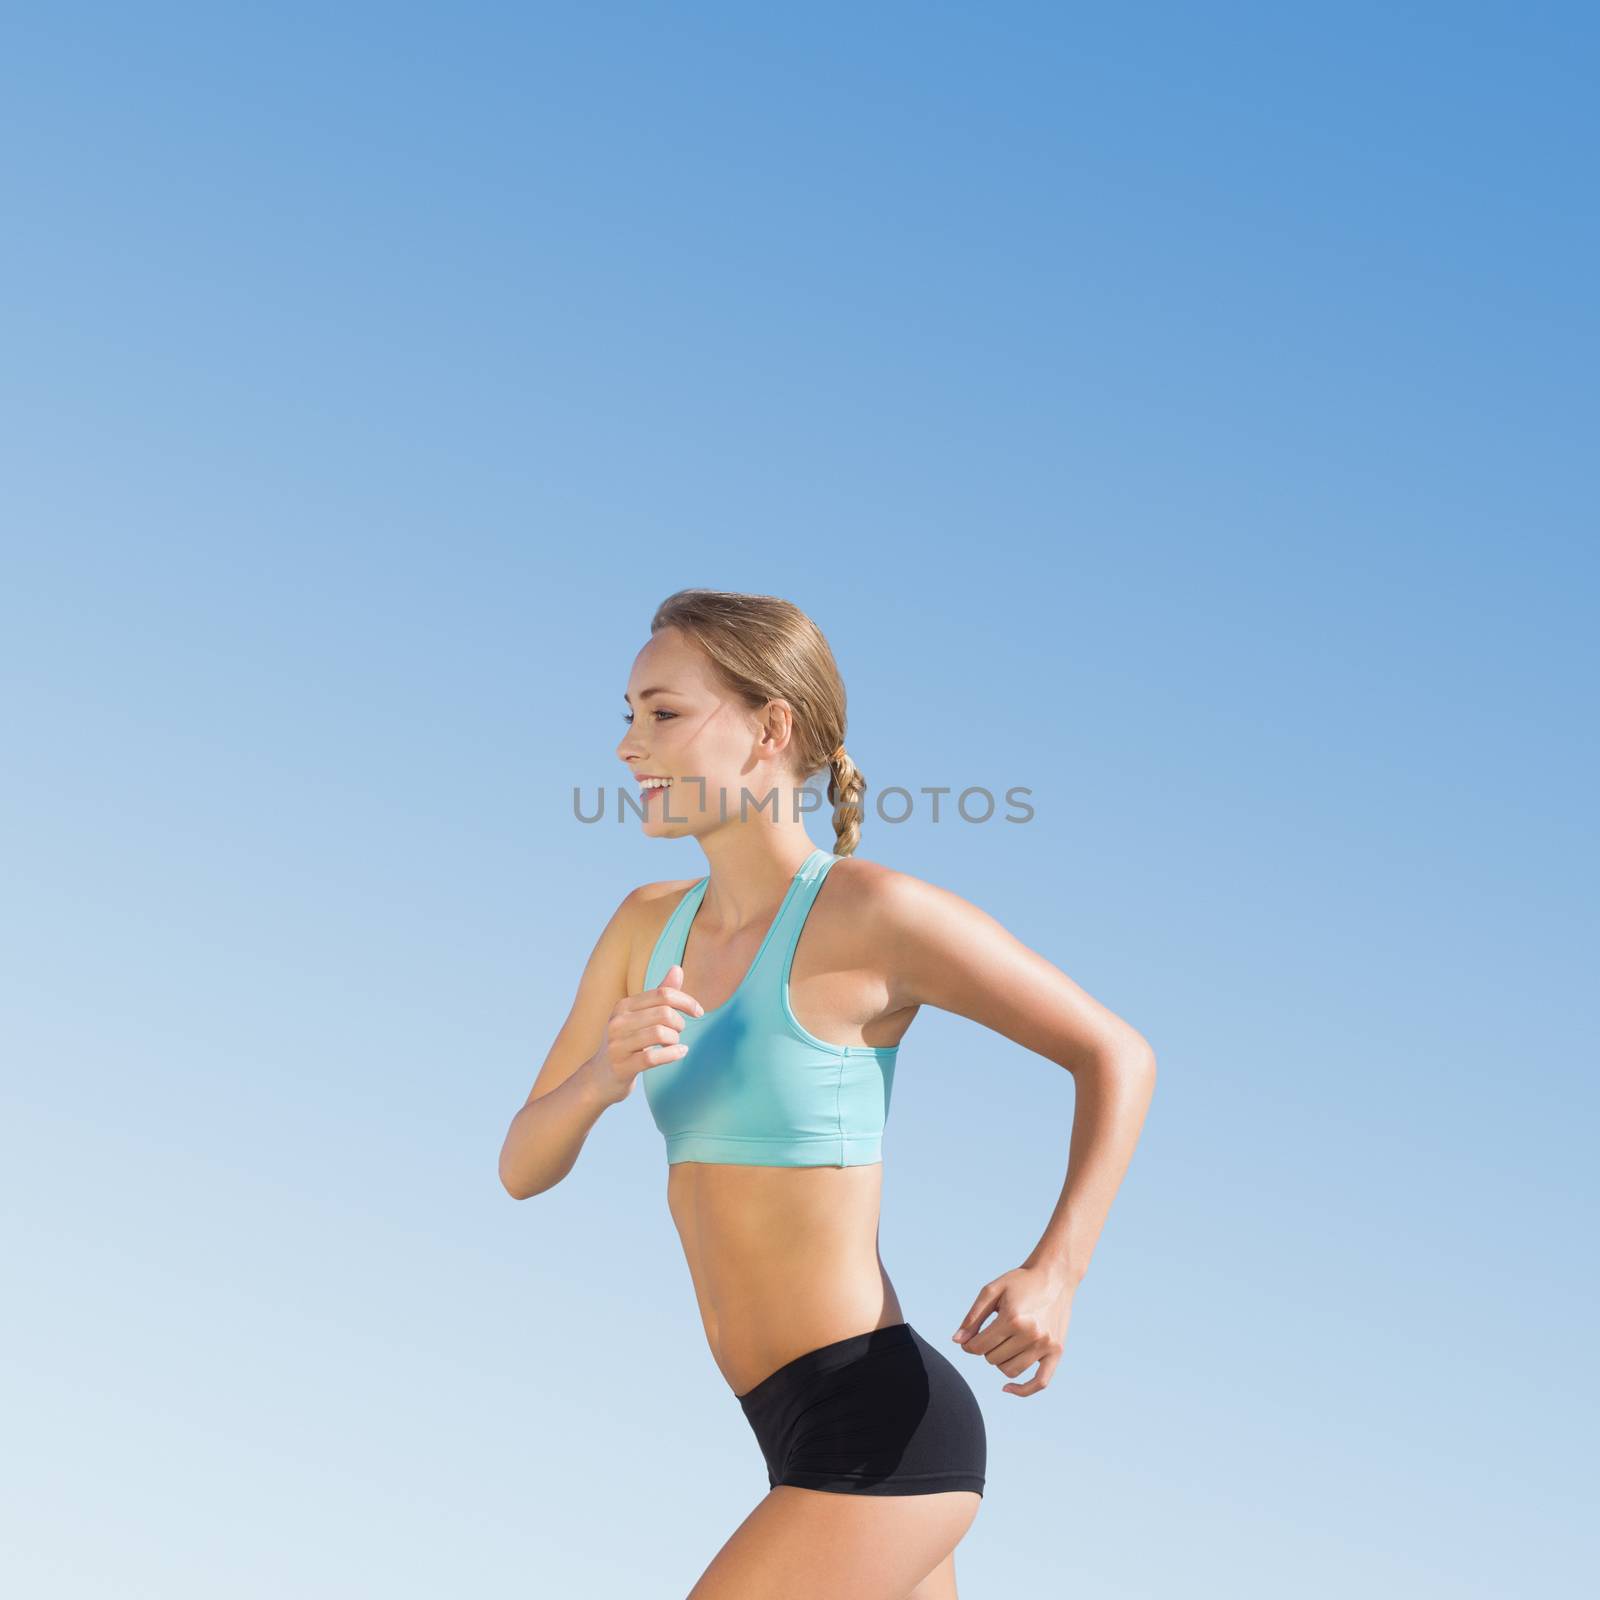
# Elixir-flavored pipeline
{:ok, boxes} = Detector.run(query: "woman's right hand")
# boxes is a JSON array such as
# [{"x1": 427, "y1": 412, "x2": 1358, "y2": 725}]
[{"x1": 590, "y1": 963, "x2": 704, "y2": 1103}]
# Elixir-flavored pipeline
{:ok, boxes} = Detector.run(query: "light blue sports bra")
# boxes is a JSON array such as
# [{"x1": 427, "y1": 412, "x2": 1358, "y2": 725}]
[{"x1": 641, "y1": 846, "x2": 899, "y2": 1167}]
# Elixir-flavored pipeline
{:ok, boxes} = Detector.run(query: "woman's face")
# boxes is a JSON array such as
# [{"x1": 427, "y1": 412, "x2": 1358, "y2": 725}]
[{"x1": 616, "y1": 627, "x2": 797, "y2": 836}]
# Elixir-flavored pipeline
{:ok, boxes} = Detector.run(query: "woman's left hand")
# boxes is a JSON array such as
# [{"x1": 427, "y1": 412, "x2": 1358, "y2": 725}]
[{"x1": 950, "y1": 1263, "x2": 1076, "y2": 1397}]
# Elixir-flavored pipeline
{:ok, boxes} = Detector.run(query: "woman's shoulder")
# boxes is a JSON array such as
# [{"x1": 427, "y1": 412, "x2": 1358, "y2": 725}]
[
  {"x1": 617, "y1": 873, "x2": 703, "y2": 938},
  {"x1": 826, "y1": 852, "x2": 924, "y2": 886},
  {"x1": 614, "y1": 873, "x2": 703, "y2": 982},
  {"x1": 826, "y1": 854, "x2": 1003, "y2": 947},
  {"x1": 625, "y1": 872, "x2": 705, "y2": 910},
  {"x1": 824, "y1": 853, "x2": 945, "y2": 928}
]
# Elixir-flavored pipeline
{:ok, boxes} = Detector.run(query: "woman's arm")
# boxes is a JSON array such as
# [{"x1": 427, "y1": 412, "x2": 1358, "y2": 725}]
[
  {"x1": 873, "y1": 865, "x2": 1157, "y2": 1280},
  {"x1": 498, "y1": 883, "x2": 705, "y2": 1199},
  {"x1": 866, "y1": 865, "x2": 1157, "y2": 1393},
  {"x1": 497, "y1": 889, "x2": 639, "y2": 1199}
]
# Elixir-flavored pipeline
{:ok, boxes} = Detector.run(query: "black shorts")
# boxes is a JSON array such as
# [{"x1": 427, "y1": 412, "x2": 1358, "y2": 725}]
[{"x1": 735, "y1": 1321, "x2": 986, "y2": 1497}]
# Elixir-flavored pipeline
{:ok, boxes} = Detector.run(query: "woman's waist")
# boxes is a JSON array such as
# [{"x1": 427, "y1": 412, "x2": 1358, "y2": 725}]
[
  {"x1": 710, "y1": 1292, "x2": 902, "y2": 1395},
  {"x1": 666, "y1": 1158, "x2": 896, "y2": 1392},
  {"x1": 694, "y1": 1234, "x2": 904, "y2": 1395}
]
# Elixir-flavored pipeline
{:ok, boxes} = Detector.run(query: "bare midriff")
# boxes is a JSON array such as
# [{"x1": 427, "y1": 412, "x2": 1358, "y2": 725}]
[
  {"x1": 632, "y1": 858, "x2": 916, "y2": 1398},
  {"x1": 666, "y1": 1157, "x2": 906, "y2": 1397}
]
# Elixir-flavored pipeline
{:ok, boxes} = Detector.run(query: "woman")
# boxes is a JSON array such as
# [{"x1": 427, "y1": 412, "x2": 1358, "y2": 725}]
[{"x1": 500, "y1": 589, "x2": 1157, "y2": 1599}]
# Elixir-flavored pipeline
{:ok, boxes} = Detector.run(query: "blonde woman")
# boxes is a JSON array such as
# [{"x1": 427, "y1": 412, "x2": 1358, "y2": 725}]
[{"x1": 501, "y1": 589, "x2": 1157, "y2": 1599}]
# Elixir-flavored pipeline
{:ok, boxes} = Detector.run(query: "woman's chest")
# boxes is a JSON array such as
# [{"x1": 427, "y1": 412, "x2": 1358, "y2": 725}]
[{"x1": 634, "y1": 874, "x2": 915, "y2": 1053}]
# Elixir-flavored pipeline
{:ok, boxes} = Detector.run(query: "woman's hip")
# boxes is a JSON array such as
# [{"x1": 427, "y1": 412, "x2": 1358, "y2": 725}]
[{"x1": 736, "y1": 1321, "x2": 987, "y2": 1498}]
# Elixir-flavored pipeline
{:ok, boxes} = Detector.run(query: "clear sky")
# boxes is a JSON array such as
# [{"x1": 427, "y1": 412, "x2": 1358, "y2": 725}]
[{"x1": 3, "y1": 3, "x2": 1595, "y2": 1595}]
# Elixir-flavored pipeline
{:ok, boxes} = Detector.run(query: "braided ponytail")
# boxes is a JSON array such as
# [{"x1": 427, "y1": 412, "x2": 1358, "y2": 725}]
[{"x1": 827, "y1": 745, "x2": 865, "y2": 858}]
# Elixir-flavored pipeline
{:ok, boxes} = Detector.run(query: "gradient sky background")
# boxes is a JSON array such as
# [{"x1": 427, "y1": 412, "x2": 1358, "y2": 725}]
[{"x1": 3, "y1": 3, "x2": 1595, "y2": 1596}]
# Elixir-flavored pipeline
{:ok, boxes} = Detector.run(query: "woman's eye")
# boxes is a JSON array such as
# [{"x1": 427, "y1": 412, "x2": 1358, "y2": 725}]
[{"x1": 621, "y1": 710, "x2": 676, "y2": 724}]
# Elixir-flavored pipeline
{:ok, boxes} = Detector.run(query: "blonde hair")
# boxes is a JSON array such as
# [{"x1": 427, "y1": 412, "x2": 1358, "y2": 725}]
[{"x1": 650, "y1": 588, "x2": 866, "y2": 857}]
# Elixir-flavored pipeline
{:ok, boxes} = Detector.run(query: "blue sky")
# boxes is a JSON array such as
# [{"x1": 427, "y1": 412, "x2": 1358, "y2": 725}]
[{"x1": 3, "y1": 4, "x2": 1595, "y2": 1595}]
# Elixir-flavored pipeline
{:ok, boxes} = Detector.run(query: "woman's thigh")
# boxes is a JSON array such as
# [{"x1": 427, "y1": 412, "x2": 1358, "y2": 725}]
[
  {"x1": 685, "y1": 1484, "x2": 981, "y2": 1600},
  {"x1": 906, "y1": 1550, "x2": 959, "y2": 1600}
]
